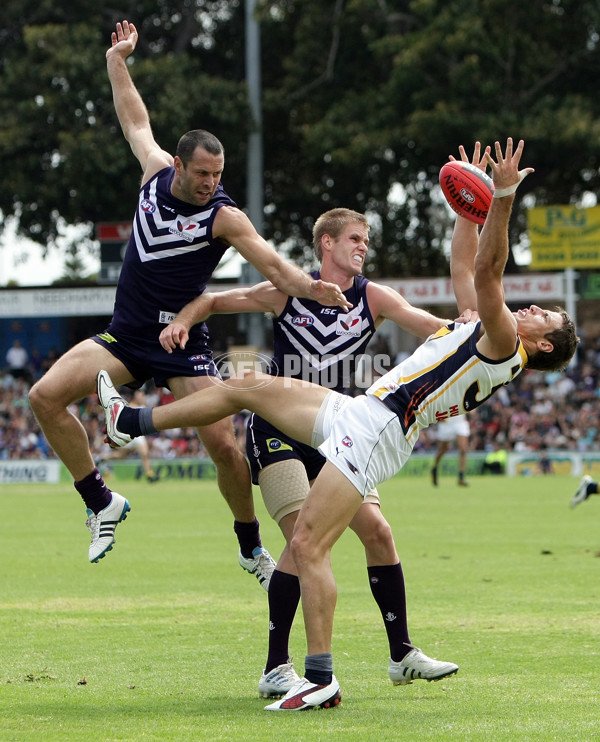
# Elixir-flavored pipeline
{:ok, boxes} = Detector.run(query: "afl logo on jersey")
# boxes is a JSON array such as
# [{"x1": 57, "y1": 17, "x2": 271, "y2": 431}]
[
  {"x1": 292, "y1": 315, "x2": 314, "y2": 327},
  {"x1": 189, "y1": 354, "x2": 211, "y2": 362},
  {"x1": 342, "y1": 435, "x2": 353, "y2": 447},
  {"x1": 141, "y1": 199, "x2": 156, "y2": 213},
  {"x1": 337, "y1": 314, "x2": 361, "y2": 337}
]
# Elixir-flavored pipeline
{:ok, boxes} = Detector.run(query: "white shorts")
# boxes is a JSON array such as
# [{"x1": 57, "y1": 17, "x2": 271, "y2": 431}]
[
  {"x1": 435, "y1": 415, "x2": 470, "y2": 442},
  {"x1": 311, "y1": 390, "x2": 351, "y2": 448},
  {"x1": 317, "y1": 392, "x2": 413, "y2": 496}
]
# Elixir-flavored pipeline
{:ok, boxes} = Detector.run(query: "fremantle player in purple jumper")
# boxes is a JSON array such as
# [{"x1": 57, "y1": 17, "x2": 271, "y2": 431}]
[{"x1": 28, "y1": 20, "x2": 349, "y2": 581}]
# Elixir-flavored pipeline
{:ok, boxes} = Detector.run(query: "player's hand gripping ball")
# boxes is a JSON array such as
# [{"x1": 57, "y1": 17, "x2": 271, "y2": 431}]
[{"x1": 439, "y1": 161, "x2": 495, "y2": 225}]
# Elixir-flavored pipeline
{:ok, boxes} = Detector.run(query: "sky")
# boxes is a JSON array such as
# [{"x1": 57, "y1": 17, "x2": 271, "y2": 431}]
[
  {"x1": 0, "y1": 226, "x2": 243, "y2": 287},
  {"x1": 0, "y1": 235, "x2": 99, "y2": 286}
]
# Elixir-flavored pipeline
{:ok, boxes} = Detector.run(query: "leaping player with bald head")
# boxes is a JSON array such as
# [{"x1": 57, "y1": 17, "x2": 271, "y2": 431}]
[{"x1": 29, "y1": 20, "x2": 351, "y2": 584}]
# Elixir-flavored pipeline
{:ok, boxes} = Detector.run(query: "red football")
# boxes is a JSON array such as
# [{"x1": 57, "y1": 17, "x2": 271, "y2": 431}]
[{"x1": 439, "y1": 161, "x2": 495, "y2": 225}]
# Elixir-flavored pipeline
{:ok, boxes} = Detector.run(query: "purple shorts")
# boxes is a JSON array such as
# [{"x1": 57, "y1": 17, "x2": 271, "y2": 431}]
[
  {"x1": 92, "y1": 328, "x2": 219, "y2": 389},
  {"x1": 245, "y1": 413, "x2": 326, "y2": 486}
]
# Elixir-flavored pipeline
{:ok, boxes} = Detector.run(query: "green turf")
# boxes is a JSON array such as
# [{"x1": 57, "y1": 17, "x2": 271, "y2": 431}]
[{"x1": 0, "y1": 475, "x2": 598, "y2": 741}]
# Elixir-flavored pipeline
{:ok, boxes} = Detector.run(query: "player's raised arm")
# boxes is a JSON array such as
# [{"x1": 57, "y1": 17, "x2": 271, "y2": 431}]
[
  {"x1": 213, "y1": 206, "x2": 352, "y2": 310},
  {"x1": 447, "y1": 143, "x2": 491, "y2": 315},
  {"x1": 475, "y1": 138, "x2": 533, "y2": 359},
  {"x1": 106, "y1": 20, "x2": 172, "y2": 180}
]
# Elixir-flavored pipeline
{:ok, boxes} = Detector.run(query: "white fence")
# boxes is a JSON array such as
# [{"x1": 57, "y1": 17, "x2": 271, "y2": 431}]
[
  {"x1": 0, "y1": 460, "x2": 61, "y2": 484},
  {"x1": 3, "y1": 450, "x2": 600, "y2": 484}
]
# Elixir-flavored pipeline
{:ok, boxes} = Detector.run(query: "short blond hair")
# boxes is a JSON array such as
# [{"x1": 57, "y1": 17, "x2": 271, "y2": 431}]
[{"x1": 312, "y1": 208, "x2": 369, "y2": 261}]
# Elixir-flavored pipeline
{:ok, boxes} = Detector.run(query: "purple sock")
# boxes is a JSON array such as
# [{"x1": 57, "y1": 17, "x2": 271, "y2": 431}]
[
  {"x1": 74, "y1": 468, "x2": 112, "y2": 514},
  {"x1": 368, "y1": 563, "x2": 411, "y2": 661},
  {"x1": 116, "y1": 406, "x2": 144, "y2": 437},
  {"x1": 265, "y1": 570, "x2": 301, "y2": 672},
  {"x1": 233, "y1": 518, "x2": 262, "y2": 559}
]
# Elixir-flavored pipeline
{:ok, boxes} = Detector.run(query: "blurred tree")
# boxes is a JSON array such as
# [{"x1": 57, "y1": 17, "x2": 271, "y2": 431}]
[
  {"x1": 0, "y1": 1, "x2": 249, "y2": 255},
  {"x1": 256, "y1": 0, "x2": 600, "y2": 275},
  {"x1": 1, "y1": 0, "x2": 600, "y2": 278}
]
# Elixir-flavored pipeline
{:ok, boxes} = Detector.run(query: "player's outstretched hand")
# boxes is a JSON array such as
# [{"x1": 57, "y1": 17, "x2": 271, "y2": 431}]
[
  {"x1": 107, "y1": 20, "x2": 138, "y2": 60},
  {"x1": 484, "y1": 138, "x2": 534, "y2": 197},
  {"x1": 450, "y1": 141, "x2": 491, "y2": 173},
  {"x1": 160, "y1": 322, "x2": 190, "y2": 353},
  {"x1": 311, "y1": 279, "x2": 353, "y2": 310}
]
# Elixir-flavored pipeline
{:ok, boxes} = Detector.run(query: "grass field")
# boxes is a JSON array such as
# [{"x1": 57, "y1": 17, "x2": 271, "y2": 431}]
[{"x1": 0, "y1": 474, "x2": 598, "y2": 741}]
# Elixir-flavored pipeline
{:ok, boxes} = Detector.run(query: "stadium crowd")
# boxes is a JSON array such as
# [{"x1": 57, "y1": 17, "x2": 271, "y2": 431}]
[
  {"x1": 0, "y1": 344, "x2": 212, "y2": 462},
  {"x1": 1, "y1": 332, "x2": 598, "y2": 464}
]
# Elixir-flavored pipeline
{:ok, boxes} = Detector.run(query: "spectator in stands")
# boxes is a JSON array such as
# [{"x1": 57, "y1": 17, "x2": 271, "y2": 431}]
[
  {"x1": 481, "y1": 443, "x2": 507, "y2": 475},
  {"x1": 536, "y1": 444, "x2": 553, "y2": 475},
  {"x1": 29, "y1": 349, "x2": 44, "y2": 381},
  {"x1": 40, "y1": 348, "x2": 59, "y2": 375},
  {"x1": 6, "y1": 340, "x2": 29, "y2": 383}
]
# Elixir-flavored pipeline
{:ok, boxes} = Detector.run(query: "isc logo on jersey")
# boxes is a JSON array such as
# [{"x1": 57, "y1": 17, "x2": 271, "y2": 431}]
[
  {"x1": 336, "y1": 314, "x2": 361, "y2": 337},
  {"x1": 168, "y1": 216, "x2": 202, "y2": 243},
  {"x1": 188, "y1": 353, "x2": 213, "y2": 372}
]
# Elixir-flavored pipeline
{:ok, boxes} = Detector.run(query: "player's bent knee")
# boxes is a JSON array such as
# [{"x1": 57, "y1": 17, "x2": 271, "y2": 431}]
[
  {"x1": 358, "y1": 516, "x2": 395, "y2": 554},
  {"x1": 28, "y1": 378, "x2": 55, "y2": 418},
  {"x1": 203, "y1": 436, "x2": 246, "y2": 467},
  {"x1": 226, "y1": 371, "x2": 271, "y2": 391},
  {"x1": 289, "y1": 531, "x2": 308, "y2": 566},
  {"x1": 290, "y1": 523, "x2": 327, "y2": 567}
]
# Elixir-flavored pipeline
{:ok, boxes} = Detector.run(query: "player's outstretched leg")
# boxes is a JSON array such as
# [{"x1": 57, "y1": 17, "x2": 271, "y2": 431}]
[{"x1": 98, "y1": 369, "x2": 330, "y2": 451}]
